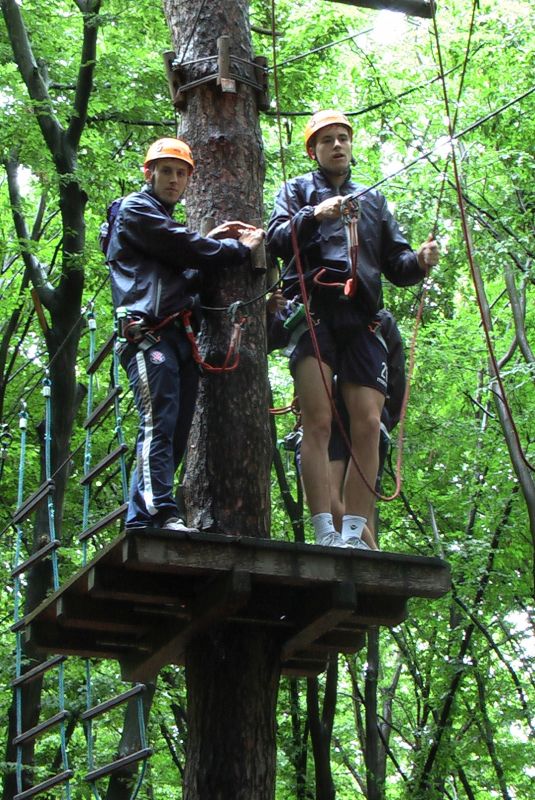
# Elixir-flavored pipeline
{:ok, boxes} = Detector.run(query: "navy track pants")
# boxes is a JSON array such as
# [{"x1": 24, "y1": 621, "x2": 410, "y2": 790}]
[{"x1": 122, "y1": 329, "x2": 199, "y2": 527}]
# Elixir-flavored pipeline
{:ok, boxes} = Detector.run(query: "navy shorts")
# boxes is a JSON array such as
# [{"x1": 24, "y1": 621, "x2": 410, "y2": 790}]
[{"x1": 290, "y1": 317, "x2": 388, "y2": 396}]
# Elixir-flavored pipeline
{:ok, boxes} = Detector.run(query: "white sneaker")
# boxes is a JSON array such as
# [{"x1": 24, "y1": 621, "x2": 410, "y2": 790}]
[
  {"x1": 162, "y1": 517, "x2": 198, "y2": 533},
  {"x1": 316, "y1": 532, "x2": 349, "y2": 548},
  {"x1": 344, "y1": 536, "x2": 371, "y2": 550}
]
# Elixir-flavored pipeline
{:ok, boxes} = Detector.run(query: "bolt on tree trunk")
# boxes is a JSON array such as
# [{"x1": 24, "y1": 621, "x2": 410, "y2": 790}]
[{"x1": 162, "y1": 1, "x2": 278, "y2": 797}]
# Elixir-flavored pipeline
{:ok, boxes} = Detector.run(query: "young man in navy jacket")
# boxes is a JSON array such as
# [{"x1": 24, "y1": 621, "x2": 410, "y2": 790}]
[{"x1": 107, "y1": 137, "x2": 263, "y2": 531}]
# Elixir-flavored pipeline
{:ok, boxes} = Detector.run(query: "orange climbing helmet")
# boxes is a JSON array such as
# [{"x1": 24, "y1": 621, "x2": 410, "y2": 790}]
[
  {"x1": 304, "y1": 110, "x2": 353, "y2": 153},
  {"x1": 143, "y1": 137, "x2": 195, "y2": 172}
]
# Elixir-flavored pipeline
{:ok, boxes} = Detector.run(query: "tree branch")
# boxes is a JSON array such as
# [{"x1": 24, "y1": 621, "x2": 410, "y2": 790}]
[
  {"x1": 1, "y1": 0, "x2": 63, "y2": 159},
  {"x1": 67, "y1": 1, "x2": 103, "y2": 148}
]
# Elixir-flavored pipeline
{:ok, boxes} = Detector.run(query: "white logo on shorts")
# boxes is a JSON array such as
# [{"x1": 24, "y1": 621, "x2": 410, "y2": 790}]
[{"x1": 377, "y1": 361, "x2": 388, "y2": 388}]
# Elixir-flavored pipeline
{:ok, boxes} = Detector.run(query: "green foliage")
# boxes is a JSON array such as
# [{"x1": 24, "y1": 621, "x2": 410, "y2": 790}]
[{"x1": 1, "y1": 0, "x2": 534, "y2": 798}]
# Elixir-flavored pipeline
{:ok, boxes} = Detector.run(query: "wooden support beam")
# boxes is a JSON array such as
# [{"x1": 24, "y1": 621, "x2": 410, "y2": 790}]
[
  {"x1": 88, "y1": 562, "x2": 193, "y2": 605},
  {"x1": 323, "y1": 0, "x2": 433, "y2": 18},
  {"x1": 217, "y1": 35, "x2": 236, "y2": 93},
  {"x1": 253, "y1": 55, "x2": 270, "y2": 111},
  {"x1": 163, "y1": 49, "x2": 185, "y2": 109},
  {"x1": 56, "y1": 595, "x2": 153, "y2": 635},
  {"x1": 281, "y1": 581, "x2": 356, "y2": 661},
  {"x1": 24, "y1": 622, "x2": 136, "y2": 660},
  {"x1": 250, "y1": 217, "x2": 267, "y2": 272},
  {"x1": 120, "y1": 569, "x2": 251, "y2": 682}
]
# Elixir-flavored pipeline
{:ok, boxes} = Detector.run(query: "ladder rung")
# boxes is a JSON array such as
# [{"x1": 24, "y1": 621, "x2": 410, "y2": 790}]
[
  {"x1": 81, "y1": 684, "x2": 146, "y2": 722},
  {"x1": 14, "y1": 769, "x2": 74, "y2": 800},
  {"x1": 87, "y1": 333, "x2": 116, "y2": 375},
  {"x1": 12, "y1": 481, "x2": 55, "y2": 526},
  {"x1": 13, "y1": 711, "x2": 70, "y2": 747},
  {"x1": 83, "y1": 386, "x2": 123, "y2": 430},
  {"x1": 11, "y1": 656, "x2": 66, "y2": 688},
  {"x1": 85, "y1": 748, "x2": 152, "y2": 782},
  {"x1": 80, "y1": 444, "x2": 129, "y2": 486},
  {"x1": 79, "y1": 503, "x2": 128, "y2": 543},
  {"x1": 11, "y1": 540, "x2": 61, "y2": 579}
]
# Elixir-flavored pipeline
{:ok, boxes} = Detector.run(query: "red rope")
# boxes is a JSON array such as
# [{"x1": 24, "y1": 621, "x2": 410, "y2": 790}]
[{"x1": 181, "y1": 310, "x2": 245, "y2": 374}]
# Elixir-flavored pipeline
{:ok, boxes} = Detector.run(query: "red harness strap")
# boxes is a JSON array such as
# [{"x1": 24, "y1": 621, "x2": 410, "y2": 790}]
[{"x1": 180, "y1": 309, "x2": 246, "y2": 374}]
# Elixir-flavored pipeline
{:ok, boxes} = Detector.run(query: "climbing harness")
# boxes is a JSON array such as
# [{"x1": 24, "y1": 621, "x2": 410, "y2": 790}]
[
  {"x1": 116, "y1": 303, "x2": 247, "y2": 375},
  {"x1": 311, "y1": 193, "x2": 360, "y2": 299}
]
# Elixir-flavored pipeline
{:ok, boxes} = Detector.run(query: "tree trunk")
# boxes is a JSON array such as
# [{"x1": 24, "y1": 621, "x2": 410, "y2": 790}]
[
  {"x1": 162, "y1": 1, "x2": 278, "y2": 797},
  {"x1": 307, "y1": 658, "x2": 338, "y2": 800},
  {"x1": 365, "y1": 629, "x2": 384, "y2": 800}
]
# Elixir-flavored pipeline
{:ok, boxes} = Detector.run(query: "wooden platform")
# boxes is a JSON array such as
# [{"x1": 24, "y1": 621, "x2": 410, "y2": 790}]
[{"x1": 20, "y1": 530, "x2": 450, "y2": 679}]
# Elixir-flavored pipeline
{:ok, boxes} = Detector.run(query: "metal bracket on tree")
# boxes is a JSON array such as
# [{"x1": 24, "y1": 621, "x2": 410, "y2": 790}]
[{"x1": 163, "y1": 35, "x2": 269, "y2": 111}]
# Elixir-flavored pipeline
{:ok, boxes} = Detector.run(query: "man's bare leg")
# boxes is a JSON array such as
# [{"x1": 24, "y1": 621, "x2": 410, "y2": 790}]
[
  {"x1": 294, "y1": 357, "x2": 341, "y2": 543},
  {"x1": 340, "y1": 383, "x2": 384, "y2": 548}
]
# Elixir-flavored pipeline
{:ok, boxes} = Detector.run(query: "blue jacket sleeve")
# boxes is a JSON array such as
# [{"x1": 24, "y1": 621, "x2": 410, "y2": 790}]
[
  {"x1": 123, "y1": 195, "x2": 250, "y2": 271},
  {"x1": 377, "y1": 194, "x2": 424, "y2": 287},
  {"x1": 266, "y1": 181, "x2": 319, "y2": 260}
]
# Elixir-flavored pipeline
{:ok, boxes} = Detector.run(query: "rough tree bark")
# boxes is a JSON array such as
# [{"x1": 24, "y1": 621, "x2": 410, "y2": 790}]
[{"x1": 162, "y1": 2, "x2": 279, "y2": 798}]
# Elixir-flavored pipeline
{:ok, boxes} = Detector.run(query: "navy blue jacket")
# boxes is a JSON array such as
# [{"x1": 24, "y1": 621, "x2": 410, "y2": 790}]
[
  {"x1": 107, "y1": 185, "x2": 249, "y2": 322},
  {"x1": 266, "y1": 169, "x2": 423, "y2": 318}
]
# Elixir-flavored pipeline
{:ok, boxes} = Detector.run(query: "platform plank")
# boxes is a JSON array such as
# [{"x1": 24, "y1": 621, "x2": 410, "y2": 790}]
[{"x1": 21, "y1": 529, "x2": 450, "y2": 678}]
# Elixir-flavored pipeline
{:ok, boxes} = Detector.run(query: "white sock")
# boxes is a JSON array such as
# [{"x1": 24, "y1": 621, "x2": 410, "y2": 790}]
[
  {"x1": 341, "y1": 515, "x2": 367, "y2": 542},
  {"x1": 312, "y1": 512, "x2": 336, "y2": 540}
]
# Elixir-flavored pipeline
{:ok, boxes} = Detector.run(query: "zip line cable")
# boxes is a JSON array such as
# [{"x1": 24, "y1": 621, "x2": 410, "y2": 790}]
[
  {"x1": 267, "y1": 54, "x2": 484, "y2": 118},
  {"x1": 269, "y1": 25, "x2": 374, "y2": 69}
]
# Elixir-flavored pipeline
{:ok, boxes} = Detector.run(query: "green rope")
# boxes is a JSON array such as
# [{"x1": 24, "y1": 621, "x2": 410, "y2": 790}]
[{"x1": 14, "y1": 403, "x2": 28, "y2": 795}]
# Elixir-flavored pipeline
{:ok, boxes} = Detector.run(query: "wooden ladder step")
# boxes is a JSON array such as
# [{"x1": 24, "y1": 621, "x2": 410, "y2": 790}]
[
  {"x1": 79, "y1": 503, "x2": 128, "y2": 543},
  {"x1": 11, "y1": 656, "x2": 66, "y2": 688},
  {"x1": 14, "y1": 769, "x2": 73, "y2": 800},
  {"x1": 83, "y1": 386, "x2": 123, "y2": 430},
  {"x1": 11, "y1": 540, "x2": 61, "y2": 579},
  {"x1": 13, "y1": 710, "x2": 70, "y2": 747},
  {"x1": 80, "y1": 444, "x2": 128, "y2": 486},
  {"x1": 81, "y1": 684, "x2": 146, "y2": 722},
  {"x1": 84, "y1": 748, "x2": 152, "y2": 782},
  {"x1": 12, "y1": 480, "x2": 55, "y2": 526},
  {"x1": 87, "y1": 333, "x2": 115, "y2": 375}
]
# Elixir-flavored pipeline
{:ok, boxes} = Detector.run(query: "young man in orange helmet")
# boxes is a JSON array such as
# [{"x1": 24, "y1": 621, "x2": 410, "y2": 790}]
[
  {"x1": 107, "y1": 137, "x2": 264, "y2": 532},
  {"x1": 266, "y1": 110, "x2": 438, "y2": 549}
]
